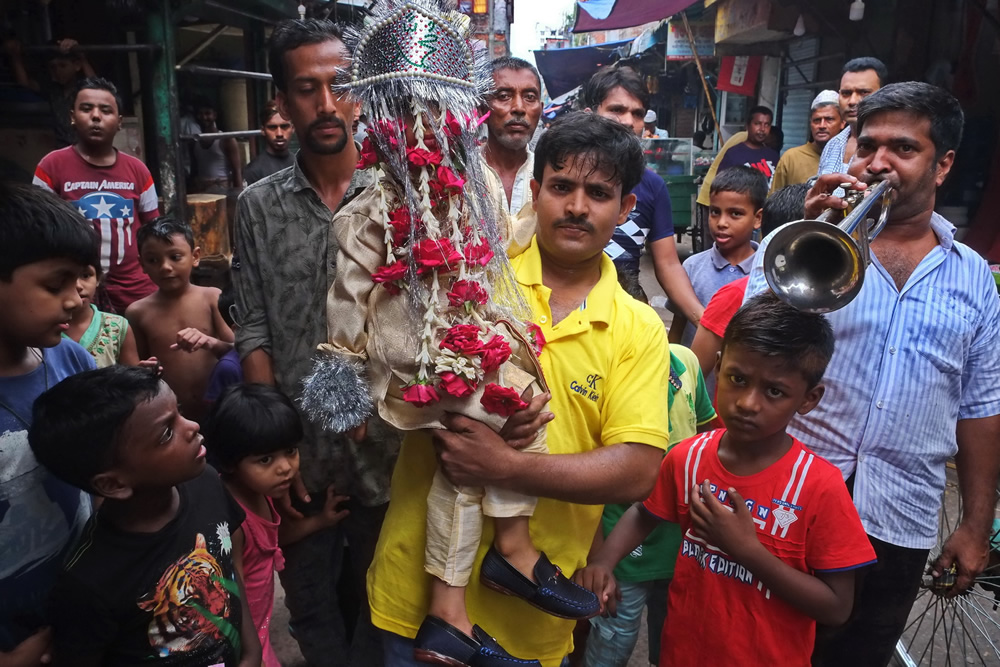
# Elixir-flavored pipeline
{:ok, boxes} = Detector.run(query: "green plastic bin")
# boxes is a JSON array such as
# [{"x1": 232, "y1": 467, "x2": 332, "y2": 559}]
[{"x1": 665, "y1": 175, "x2": 697, "y2": 237}]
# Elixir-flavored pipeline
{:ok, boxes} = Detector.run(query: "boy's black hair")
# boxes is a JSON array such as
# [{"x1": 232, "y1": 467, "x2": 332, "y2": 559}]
[
  {"x1": 268, "y1": 19, "x2": 345, "y2": 93},
  {"x1": 842, "y1": 57, "x2": 888, "y2": 87},
  {"x1": 490, "y1": 56, "x2": 541, "y2": 90},
  {"x1": 29, "y1": 366, "x2": 163, "y2": 494},
  {"x1": 746, "y1": 105, "x2": 773, "y2": 123},
  {"x1": 137, "y1": 215, "x2": 196, "y2": 252},
  {"x1": 722, "y1": 292, "x2": 834, "y2": 388},
  {"x1": 761, "y1": 183, "x2": 809, "y2": 237},
  {"x1": 533, "y1": 112, "x2": 644, "y2": 197},
  {"x1": 856, "y1": 82, "x2": 963, "y2": 160},
  {"x1": 710, "y1": 166, "x2": 768, "y2": 212},
  {"x1": 261, "y1": 100, "x2": 285, "y2": 124},
  {"x1": 74, "y1": 76, "x2": 123, "y2": 114},
  {"x1": 0, "y1": 182, "x2": 99, "y2": 280},
  {"x1": 581, "y1": 65, "x2": 649, "y2": 111},
  {"x1": 203, "y1": 384, "x2": 304, "y2": 470},
  {"x1": 767, "y1": 124, "x2": 784, "y2": 152}
]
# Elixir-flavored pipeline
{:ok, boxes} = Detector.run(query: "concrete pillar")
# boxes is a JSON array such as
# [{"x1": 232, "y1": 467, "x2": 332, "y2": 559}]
[{"x1": 145, "y1": 0, "x2": 184, "y2": 217}]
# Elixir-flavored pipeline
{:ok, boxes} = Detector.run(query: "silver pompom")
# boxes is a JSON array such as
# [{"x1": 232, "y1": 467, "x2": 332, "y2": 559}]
[{"x1": 300, "y1": 351, "x2": 374, "y2": 433}]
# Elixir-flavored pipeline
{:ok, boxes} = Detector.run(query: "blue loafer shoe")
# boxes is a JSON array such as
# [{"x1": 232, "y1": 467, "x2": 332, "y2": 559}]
[
  {"x1": 471, "y1": 625, "x2": 542, "y2": 667},
  {"x1": 479, "y1": 545, "x2": 600, "y2": 620},
  {"x1": 414, "y1": 615, "x2": 478, "y2": 666},
  {"x1": 413, "y1": 615, "x2": 541, "y2": 667}
]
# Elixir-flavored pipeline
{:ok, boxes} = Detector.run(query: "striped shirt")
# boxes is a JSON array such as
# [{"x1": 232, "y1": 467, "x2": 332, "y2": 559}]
[
  {"x1": 816, "y1": 126, "x2": 852, "y2": 177},
  {"x1": 746, "y1": 213, "x2": 1000, "y2": 549}
]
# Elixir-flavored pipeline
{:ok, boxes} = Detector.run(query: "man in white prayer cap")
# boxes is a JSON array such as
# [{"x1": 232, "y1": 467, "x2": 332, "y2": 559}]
[
  {"x1": 769, "y1": 89, "x2": 844, "y2": 192},
  {"x1": 642, "y1": 109, "x2": 669, "y2": 139}
]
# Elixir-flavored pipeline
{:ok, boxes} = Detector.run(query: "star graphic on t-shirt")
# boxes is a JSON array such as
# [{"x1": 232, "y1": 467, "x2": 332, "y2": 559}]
[
  {"x1": 76, "y1": 207, "x2": 86, "y2": 217},
  {"x1": 90, "y1": 197, "x2": 115, "y2": 218},
  {"x1": 119, "y1": 206, "x2": 131, "y2": 217}
]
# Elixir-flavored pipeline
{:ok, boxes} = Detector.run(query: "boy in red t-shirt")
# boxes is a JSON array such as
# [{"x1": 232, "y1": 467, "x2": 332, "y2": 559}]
[
  {"x1": 33, "y1": 77, "x2": 158, "y2": 314},
  {"x1": 577, "y1": 292, "x2": 876, "y2": 667}
]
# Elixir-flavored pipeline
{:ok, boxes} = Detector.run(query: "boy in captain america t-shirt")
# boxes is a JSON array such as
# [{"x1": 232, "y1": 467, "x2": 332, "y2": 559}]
[
  {"x1": 33, "y1": 77, "x2": 158, "y2": 314},
  {"x1": 576, "y1": 293, "x2": 876, "y2": 667}
]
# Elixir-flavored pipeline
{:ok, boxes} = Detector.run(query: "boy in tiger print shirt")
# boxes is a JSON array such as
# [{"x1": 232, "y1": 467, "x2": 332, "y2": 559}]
[{"x1": 28, "y1": 366, "x2": 261, "y2": 666}]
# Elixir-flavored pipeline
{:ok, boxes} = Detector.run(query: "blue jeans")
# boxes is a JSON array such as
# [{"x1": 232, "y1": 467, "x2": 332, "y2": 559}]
[
  {"x1": 382, "y1": 631, "x2": 423, "y2": 666},
  {"x1": 278, "y1": 502, "x2": 387, "y2": 666},
  {"x1": 583, "y1": 579, "x2": 669, "y2": 667}
]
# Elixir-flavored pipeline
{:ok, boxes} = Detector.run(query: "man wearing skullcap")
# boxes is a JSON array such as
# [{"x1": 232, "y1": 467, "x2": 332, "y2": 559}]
[{"x1": 769, "y1": 90, "x2": 845, "y2": 193}]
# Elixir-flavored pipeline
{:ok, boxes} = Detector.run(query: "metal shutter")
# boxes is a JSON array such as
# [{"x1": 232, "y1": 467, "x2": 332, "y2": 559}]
[{"x1": 780, "y1": 36, "x2": 820, "y2": 153}]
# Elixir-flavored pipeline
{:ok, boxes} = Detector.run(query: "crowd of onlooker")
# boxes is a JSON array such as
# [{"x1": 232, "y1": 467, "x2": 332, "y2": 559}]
[{"x1": 1, "y1": 8, "x2": 998, "y2": 667}]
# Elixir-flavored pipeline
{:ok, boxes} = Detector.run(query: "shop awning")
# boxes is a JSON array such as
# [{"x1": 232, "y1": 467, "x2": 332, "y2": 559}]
[
  {"x1": 533, "y1": 39, "x2": 632, "y2": 100},
  {"x1": 574, "y1": 0, "x2": 700, "y2": 33}
]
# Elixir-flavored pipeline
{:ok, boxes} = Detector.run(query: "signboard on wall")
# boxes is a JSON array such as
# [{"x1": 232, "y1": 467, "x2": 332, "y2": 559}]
[
  {"x1": 715, "y1": 0, "x2": 770, "y2": 43},
  {"x1": 716, "y1": 55, "x2": 761, "y2": 96},
  {"x1": 665, "y1": 19, "x2": 715, "y2": 59}
]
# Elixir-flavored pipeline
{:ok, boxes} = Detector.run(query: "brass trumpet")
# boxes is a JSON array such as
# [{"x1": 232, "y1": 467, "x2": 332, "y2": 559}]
[{"x1": 763, "y1": 180, "x2": 894, "y2": 313}]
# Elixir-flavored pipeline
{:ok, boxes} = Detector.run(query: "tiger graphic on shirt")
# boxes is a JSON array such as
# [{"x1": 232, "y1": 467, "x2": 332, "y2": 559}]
[{"x1": 136, "y1": 529, "x2": 241, "y2": 658}]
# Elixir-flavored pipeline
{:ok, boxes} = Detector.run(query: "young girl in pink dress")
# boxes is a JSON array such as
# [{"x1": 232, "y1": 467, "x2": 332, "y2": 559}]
[{"x1": 204, "y1": 383, "x2": 349, "y2": 666}]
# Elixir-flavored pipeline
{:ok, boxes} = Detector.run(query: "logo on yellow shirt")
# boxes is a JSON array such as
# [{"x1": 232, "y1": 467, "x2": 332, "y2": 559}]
[{"x1": 569, "y1": 373, "x2": 602, "y2": 402}]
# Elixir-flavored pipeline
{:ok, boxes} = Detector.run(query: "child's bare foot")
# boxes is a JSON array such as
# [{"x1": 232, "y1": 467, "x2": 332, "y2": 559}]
[
  {"x1": 427, "y1": 578, "x2": 474, "y2": 636},
  {"x1": 494, "y1": 538, "x2": 541, "y2": 583},
  {"x1": 493, "y1": 515, "x2": 540, "y2": 582}
]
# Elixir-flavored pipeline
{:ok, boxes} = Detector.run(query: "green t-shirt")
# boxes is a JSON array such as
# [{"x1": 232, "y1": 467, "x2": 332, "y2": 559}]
[{"x1": 600, "y1": 346, "x2": 716, "y2": 582}]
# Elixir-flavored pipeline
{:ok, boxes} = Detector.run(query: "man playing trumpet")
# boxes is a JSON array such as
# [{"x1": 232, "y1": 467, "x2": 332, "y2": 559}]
[{"x1": 746, "y1": 82, "x2": 1000, "y2": 667}]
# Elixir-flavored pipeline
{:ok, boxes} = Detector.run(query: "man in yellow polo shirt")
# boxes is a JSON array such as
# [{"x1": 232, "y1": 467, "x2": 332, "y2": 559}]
[{"x1": 367, "y1": 112, "x2": 673, "y2": 667}]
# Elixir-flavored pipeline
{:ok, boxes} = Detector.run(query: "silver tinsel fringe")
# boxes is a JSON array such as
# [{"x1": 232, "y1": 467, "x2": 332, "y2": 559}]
[{"x1": 300, "y1": 352, "x2": 374, "y2": 432}]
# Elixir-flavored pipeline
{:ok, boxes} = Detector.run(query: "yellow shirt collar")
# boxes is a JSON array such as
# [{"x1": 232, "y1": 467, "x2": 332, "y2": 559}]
[{"x1": 515, "y1": 235, "x2": 620, "y2": 325}]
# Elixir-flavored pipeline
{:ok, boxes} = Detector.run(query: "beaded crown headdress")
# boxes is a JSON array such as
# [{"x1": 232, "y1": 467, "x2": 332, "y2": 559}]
[
  {"x1": 347, "y1": 3, "x2": 477, "y2": 92},
  {"x1": 334, "y1": 0, "x2": 491, "y2": 113}
]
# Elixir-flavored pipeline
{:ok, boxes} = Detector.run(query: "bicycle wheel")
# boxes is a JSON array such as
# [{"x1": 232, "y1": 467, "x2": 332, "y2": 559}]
[{"x1": 893, "y1": 463, "x2": 1000, "y2": 666}]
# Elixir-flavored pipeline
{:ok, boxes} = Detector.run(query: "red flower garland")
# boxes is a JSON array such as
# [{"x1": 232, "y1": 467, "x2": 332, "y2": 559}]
[
  {"x1": 525, "y1": 322, "x2": 546, "y2": 357},
  {"x1": 436, "y1": 165, "x2": 465, "y2": 193},
  {"x1": 372, "y1": 261, "x2": 408, "y2": 295},
  {"x1": 413, "y1": 239, "x2": 463, "y2": 274},
  {"x1": 480, "y1": 335, "x2": 512, "y2": 373},
  {"x1": 480, "y1": 383, "x2": 528, "y2": 417},
  {"x1": 407, "y1": 147, "x2": 443, "y2": 167},
  {"x1": 463, "y1": 240, "x2": 494, "y2": 267},
  {"x1": 386, "y1": 208, "x2": 412, "y2": 247},
  {"x1": 402, "y1": 381, "x2": 440, "y2": 407},
  {"x1": 446, "y1": 280, "x2": 488, "y2": 309},
  {"x1": 438, "y1": 371, "x2": 477, "y2": 398},
  {"x1": 357, "y1": 137, "x2": 379, "y2": 169},
  {"x1": 439, "y1": 324, "x2": 485, "y2": 355}
]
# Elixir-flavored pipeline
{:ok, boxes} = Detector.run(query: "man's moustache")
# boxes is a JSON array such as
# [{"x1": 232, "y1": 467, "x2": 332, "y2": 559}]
[
  {"x1": 555, "y1": 217, "x2": 594, "y2": 232},
  {"x1": 308, "y1": 116, "x2": 345, "y2": 132}
]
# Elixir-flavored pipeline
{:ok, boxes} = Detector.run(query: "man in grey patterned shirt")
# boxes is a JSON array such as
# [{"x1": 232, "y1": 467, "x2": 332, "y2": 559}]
[{"x1": 233, "y1": 18, "x2": 398, "y2": 666}]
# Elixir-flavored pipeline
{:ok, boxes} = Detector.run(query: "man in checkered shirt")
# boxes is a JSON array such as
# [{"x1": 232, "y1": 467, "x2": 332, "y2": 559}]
[{"x1": 582, "y1": 67, "x2": 702, "y2": 329}]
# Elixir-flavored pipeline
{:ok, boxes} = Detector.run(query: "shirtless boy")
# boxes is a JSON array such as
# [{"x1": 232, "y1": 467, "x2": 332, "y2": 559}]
[{"x1": 126, "y1": 216, "x2": 233, "y2": 421}]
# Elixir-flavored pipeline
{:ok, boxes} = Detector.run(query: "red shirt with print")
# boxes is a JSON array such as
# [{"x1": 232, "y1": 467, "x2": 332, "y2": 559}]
[
  {"x1": 644, "y1": 430, "x2": 876, "y2": 667},
  {"x1": 33, "y1": 147, "x2": 159, "y2": 313}
]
